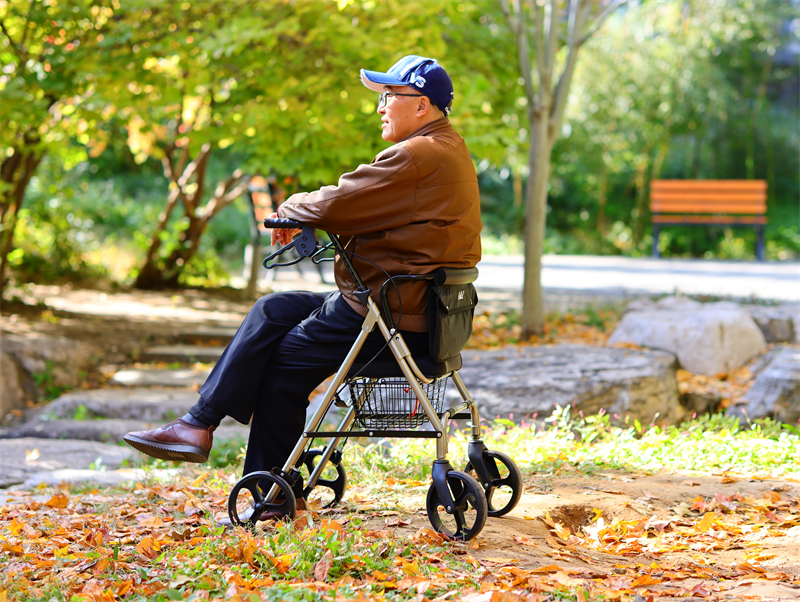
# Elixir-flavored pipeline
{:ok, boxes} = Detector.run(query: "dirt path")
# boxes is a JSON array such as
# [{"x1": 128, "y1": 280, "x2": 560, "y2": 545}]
[{"x1": 335, "y1": 470, "x2": 800, "y2": 600}]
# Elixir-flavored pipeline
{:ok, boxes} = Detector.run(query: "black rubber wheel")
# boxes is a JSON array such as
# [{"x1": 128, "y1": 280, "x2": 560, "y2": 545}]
[
  {"x1": 425, "y1": 470, "x2": 487, "y2": 541},
  {"x1": 227, "y1": 471, "x2": 296, "y2": 527},
  {"x1": 465, "y1": 450, "x2": 523, "y2": 517},
  {"x1": 301, "y1": 449, "x2": 347, "y2": 508}
]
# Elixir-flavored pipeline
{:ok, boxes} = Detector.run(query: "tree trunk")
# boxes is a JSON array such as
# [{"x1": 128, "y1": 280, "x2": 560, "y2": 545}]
[
  {"x1": 597, "y1": 166, "x2": 608, "y2": 235},
  {"x1": 0, "y1": 148, "x2": 43, "y2": 296},
  {"x1": 134, "y1": 145, "x2": 211, "y2": 290},
  {"x1": 521, "y1": 115, "x2": 551, "y2": 339},
  {"x1": 134, "y1": 186, "x2": 183, "y2": 289}
]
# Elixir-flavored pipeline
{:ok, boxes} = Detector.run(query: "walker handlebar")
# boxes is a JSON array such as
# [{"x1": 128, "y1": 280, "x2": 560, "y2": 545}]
[
  {"x1": 263, "y1": 217, "x2": 305, "y2": 229},
  {"x1": 262, "y1": 218, "x2": 318, "y2": 269}
]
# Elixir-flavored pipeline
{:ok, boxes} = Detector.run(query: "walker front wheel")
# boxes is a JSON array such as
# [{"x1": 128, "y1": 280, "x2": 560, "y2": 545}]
[
  {"x1": 425, "y1": 470, "x2": 487, "y2": 541},
  {"x1": 465, "y1": 450, "x2": 522, "y2": 517}
]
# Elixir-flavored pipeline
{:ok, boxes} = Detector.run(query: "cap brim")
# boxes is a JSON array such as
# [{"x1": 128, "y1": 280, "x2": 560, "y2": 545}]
[{"x1": 360, "y1": 69, "x2": 406, "y2": 92}]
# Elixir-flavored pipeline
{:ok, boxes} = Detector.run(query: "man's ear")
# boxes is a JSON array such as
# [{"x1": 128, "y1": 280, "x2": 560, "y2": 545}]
[{"x1": 415, "y1": 96, "x2": 432, "y2": 117}]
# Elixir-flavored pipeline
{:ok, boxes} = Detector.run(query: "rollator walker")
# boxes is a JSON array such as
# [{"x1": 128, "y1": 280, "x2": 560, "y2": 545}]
[{"x1": 226, "y1": 218, "x2": 522, "y2": 540}]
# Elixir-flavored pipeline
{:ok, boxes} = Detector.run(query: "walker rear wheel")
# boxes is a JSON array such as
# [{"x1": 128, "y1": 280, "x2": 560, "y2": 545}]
[
  {"x1": 227, "y1": 471, "x2": 296, "y2": 527},
  {"x1": 301, "y1": 449, "x2": 347, "y2": 508}
]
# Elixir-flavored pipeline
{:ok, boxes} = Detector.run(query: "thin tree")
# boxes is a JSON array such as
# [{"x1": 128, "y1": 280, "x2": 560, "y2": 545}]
[{"x1": 498, "y1": 0, "x2": 626, "y2": 338}]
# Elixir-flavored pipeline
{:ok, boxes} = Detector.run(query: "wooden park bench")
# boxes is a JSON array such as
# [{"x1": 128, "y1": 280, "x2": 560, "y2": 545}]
[
  {"x1": 650, "y1": 180, "x2": 768, "y2": 261},
  {"x1": 243, "y1": 176, "x2": 327, "y2": 296}
]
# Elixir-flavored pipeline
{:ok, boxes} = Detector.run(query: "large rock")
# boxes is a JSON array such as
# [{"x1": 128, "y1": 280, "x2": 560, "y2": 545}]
[
  {"x1": 0, "y1": 437, "x2": 138, "y2": 488},
  {"x1": 0, "y1": 332, "x2": 100, "y2": 387},
  {"x1": 457, "y1": 344, "x2": 682, "y2": 424},
  {"x1": 744, "y1": 303, "x2": 799, "y2": 344},
  {"x1": 727, "y1": 347, "x2": 800, "y2": 424},
  {"x1": 0, "y1": 351, "x2": 35, "y2": 422},
  {"x1": 607, "y1": 297, "x2": 766, "y2": 376}
]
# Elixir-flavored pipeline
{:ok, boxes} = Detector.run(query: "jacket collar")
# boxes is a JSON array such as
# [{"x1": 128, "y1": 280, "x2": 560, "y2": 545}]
[{"x1": 399, "y1": 117, "x2": 452, "y2": 143}]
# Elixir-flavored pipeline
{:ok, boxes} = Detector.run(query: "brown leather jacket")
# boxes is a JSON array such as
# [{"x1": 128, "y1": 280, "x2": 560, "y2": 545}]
[{"x1": 278, "y1": 118, "x2": 481, "y2": 332}]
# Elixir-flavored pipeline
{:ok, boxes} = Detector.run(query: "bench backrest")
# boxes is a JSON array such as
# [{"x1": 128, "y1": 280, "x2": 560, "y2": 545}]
[{"x1": 650, "y1": 180, "x2": 767, "y2": 215}]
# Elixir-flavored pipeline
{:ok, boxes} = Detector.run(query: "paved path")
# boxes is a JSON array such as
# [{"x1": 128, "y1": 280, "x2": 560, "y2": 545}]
[
  {"x1": 479, "y1": 255, "x2": 799, "y2": 303},
  {"x1": 260, "y1": 255, "x2": 799, "y2": 312}
]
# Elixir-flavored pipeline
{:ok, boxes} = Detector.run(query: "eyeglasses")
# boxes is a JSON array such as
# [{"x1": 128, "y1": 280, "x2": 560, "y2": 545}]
[{"x1": 378, "y1": 91, "x2": 424, "y2": 108}]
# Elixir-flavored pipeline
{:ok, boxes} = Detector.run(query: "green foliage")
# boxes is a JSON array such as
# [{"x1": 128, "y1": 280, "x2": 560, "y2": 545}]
[
  {"x1": 3, "y1": 0, "x2": 799, "y2": 291},
  {"x1": 31, "y1": 360, "x2": 69, "y2": 401},
  {"x1": 337, "y1": 407, "x2": 800, "y2": 490}
]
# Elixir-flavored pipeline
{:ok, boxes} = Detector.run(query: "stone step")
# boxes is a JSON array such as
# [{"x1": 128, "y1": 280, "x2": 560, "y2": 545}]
[
  {"x1": 22, "y1": 468, "x2": 183, "y2": 489},
  {"x1": 175, "y1": 327, "x2": 238, "y2": 346},
  {"x1": 0, "y1": 437, "x2": 138, "y2": 488},
  {"x1": 29, "y1": 388, "x2": 201, "y2": 422},
  {"x1": 110, "y1": 368, "x2": 211, "y2": 388},
  {"x1": 4, "y1": 418, "x2": 247, "y2": 445},
  {"x1": 138, "y1": 345, "x2": 225, "y2": 363}
]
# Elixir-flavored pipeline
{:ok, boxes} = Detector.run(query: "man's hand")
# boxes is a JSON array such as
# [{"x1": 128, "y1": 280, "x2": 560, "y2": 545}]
[{"x1": 269, "y1": 212, "x2": 301, "y2": 246}]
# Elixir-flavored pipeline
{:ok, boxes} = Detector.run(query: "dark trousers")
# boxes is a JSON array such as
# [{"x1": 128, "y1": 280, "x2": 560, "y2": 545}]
[{"x1": 192, "y1": 290, "x2": 428, "y2": 491}]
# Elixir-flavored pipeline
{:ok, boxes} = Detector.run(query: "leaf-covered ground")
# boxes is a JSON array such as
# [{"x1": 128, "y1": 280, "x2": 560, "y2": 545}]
[{"x1": 2, "y1": 417, "x2": 799, "y2": 602}]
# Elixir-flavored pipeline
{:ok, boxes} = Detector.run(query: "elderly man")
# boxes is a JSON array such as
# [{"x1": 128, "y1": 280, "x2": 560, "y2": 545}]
[{"x1": 123, "y1": 55, "x2": 482, "y2": 514}]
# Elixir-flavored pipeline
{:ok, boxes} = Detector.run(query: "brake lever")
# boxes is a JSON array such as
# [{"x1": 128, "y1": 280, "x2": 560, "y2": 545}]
[
  {"x1": 262, "y1": 222, "x2": 318, "y2": 270},
  {"x1": 311, "y1": 241, "x2": 335, "y2": 265}
]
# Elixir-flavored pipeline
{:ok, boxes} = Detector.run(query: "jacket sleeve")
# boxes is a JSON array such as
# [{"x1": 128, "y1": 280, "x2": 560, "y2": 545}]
[{"x1": 277, "y1": 145, "x2": 418, "y2": 235}]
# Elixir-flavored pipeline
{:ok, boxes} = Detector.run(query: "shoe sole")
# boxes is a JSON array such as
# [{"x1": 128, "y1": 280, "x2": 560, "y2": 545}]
[{"x1": 123, "y1": 435, "x2": 209, "y2": 463}]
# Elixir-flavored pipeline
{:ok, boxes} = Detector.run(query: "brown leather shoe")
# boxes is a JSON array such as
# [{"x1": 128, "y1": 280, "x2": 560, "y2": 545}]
[{"x1": 123, "y1": 419, "x2": 214, "y2": 463}]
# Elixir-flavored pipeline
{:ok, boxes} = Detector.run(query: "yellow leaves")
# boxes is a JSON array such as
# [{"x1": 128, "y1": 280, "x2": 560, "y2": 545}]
[
  {"x1": 135, "y1": 536, "x2": 161, "y2": 559},
  {"x1": 385, "y1": 476, "x2": 427, "y2": 488},
  {"x1": 676, "y1": 365, "x2": 755, "y2": 409},
  {"x1": 553, "y1": 522, "x2": 572, "y2": 541},
  {"x1": 1, "y1": 541, "x2": 24, "y2": 555},
  {"x1": 630, "y1": 573, "x2": 662, "y2": 587},
  {"x1": 270, "y1": 553, "x2": 297, "y2": 574},
  {"x1": 44, "y1": 492, "x2": 69, "y2": 508},
  {"x1": 396, "y1": 556, "x2": 420, "y2": 576},
  {"x1": 242, "y1": 537, "x2": 259, "y2": 565},
  {"x1": 697, "y1": 511, "x2": 716, "y2": 532}
]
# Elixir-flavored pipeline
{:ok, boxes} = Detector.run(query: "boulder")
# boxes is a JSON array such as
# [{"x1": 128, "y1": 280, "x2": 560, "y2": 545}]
[
  {"x1": 608, "y1": 297, "x2": 766, "y2": 376},
  {"x1": 0, "y1": 332, "x2": 100, "y2": 393},
  {"x1": 0, "y1": 351, "x2": 35, "y2": 422},
  {"x1": 743, "y1": 303, "x2": 799, "y2": 344},
  {"x1": 457, "y1": 344, "x2": 682, "y2": 424},
  {"x1": 727, "y1": 347, "x2": 800, "y2": 425}
]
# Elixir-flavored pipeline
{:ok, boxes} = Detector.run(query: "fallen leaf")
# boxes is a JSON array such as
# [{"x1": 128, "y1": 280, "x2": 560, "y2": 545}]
[
  {"x1": 697, "y1": 511, "x2": 716, "y2": 533},
  {"x1": 44, "y1": 492, "x2": 69, "y2": 508},
  {"x1": 314, "y1": 549, "x2": 333, "y2": 582}
]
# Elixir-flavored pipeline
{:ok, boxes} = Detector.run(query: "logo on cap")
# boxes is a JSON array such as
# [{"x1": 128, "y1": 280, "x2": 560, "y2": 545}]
[{"x1": 409, "y1": 74, "x2": 426, "y2": 88}]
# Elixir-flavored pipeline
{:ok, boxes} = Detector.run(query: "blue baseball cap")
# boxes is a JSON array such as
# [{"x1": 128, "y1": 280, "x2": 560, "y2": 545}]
[{"x1": 360, "y1": 55, "x2": 454, "y2": 116}]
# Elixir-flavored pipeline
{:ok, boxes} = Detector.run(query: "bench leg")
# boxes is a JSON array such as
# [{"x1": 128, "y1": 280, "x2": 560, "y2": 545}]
[
  {"x1": 756, "y1": 225, "x2": 765, "y2": 262},
  {"x1": 652, "y1": 224, "x2": 661, "y2": 258}
]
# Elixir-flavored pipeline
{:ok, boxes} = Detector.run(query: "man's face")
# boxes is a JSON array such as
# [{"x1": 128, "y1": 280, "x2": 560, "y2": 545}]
[{"x1": 377, "y1": 85, "x2": 426, "y2": 143}]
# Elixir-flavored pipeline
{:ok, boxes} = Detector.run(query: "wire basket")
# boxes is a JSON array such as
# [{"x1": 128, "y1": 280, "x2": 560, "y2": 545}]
[{"x1": 348, "y1": 376, "x2": 448, "y2": 430}]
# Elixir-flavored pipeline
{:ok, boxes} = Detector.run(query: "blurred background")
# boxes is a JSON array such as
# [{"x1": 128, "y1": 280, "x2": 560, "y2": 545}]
[{"x1": 1, "y1": 0, "x2": 797, "y2": 293}]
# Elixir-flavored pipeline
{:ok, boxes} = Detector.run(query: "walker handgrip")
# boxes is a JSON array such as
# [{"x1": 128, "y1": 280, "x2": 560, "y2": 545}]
[{"x1": 263, "y1": 217, "x2": 305, "y2": 229}]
